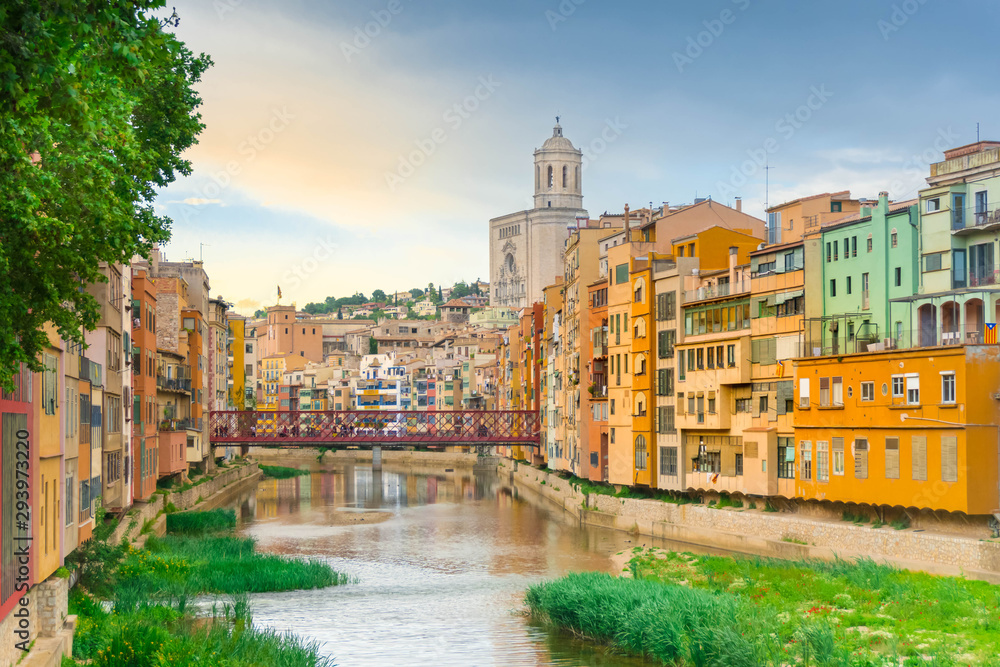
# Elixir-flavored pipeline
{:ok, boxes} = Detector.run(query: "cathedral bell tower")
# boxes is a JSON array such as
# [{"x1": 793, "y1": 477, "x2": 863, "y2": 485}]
[{"x1": 533, "y1": 118, "x2": 583, "y2": 210}]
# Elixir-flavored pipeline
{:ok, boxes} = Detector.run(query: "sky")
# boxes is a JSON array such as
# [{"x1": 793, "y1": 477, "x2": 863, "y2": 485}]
[{"x1": 155, "y1": 0, "x2": 1000, "y2": 315}]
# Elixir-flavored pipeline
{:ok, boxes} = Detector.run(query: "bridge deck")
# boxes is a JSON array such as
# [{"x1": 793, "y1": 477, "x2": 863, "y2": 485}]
[{"x1": 209, "y1": 410, "x2": 540, "y2": 447}]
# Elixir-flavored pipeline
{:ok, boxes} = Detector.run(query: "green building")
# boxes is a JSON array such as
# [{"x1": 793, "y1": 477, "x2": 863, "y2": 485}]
[
  {"x1": 891, "y1": 141, "x2": 1000, "y2": 347},
  {"x1": 804, "y1": 192, "x2": 919, "y2": 355}
]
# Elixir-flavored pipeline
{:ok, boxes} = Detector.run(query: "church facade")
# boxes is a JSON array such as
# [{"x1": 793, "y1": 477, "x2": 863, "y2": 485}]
[{"x1": 489, "y1": 121, "x2": 589, "y2": 309}]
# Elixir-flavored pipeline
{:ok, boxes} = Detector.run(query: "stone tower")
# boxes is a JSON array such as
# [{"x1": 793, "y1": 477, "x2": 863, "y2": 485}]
[{"x1": 489, "y1": 120, "x2": 588, "y2": 309}]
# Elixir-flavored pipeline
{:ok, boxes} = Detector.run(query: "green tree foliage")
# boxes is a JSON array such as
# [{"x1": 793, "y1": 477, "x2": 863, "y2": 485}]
[
  {"x1": 368, "y1": 336, "x2": 377, "y2": 354},
  {"x1": 252, "y1": 309, "x2": 266, "y2": 319},
  {"x1": 451, "y1": 281, "x2": 471, "y2": 299},
  {"x1": 409, "y1": 288, "x2": 424, "y2": 298},
  {"x1": 371, "y1": 289, "x2": 387, "y2": 303},
  {"x1": 0, "y1": 1, "x2": 212, "y2": 390}
]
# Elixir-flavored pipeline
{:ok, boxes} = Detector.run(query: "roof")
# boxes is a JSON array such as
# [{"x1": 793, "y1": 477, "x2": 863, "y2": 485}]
[
  {"x1": 539, "y1": 123, "x2": 578, "y2": 152},
  {"x1": 820, "y1": 199, "x2": 918, "y2": 232},
  {"x1": 767, "y1": 190, "x2": 852, "y2": 212},
  {"x1": 441, "y1": 299, "x2": 473, "y2": 309}
]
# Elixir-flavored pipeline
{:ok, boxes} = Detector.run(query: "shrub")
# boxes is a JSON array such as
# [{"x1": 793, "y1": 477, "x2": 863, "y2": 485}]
[{"x1": 259, "y1": 465, "x2": 310, "y2": 479}]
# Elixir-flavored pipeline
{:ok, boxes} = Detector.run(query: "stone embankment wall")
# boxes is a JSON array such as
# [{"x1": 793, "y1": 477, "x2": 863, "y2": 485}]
[
  {"x1": 506, "y1": 461, "x2": 1000, "y2": 582},
  {"x1": 111, "y1": 462, "x2": 260, "y2": 545}
]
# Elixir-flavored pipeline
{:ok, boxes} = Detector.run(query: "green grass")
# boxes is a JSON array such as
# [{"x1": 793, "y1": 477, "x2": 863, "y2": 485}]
[
  {"x1": 166, "y1": 508, "x2": 237, "y2": 536},
  {"x1": 527, "y1": 548, "x2": 1000, "y2": 666},
  {"x1": 260, "y1": 465, "x2": 310, "y2": 479}
]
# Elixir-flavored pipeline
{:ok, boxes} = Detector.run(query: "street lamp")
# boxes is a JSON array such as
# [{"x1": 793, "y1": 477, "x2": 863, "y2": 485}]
[{"x1": 900, "y1": 414, "x2": 1000, "y2": 535}]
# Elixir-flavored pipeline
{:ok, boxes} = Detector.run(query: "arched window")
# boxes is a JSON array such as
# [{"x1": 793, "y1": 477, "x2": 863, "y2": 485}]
[
  {"x1": 562, "y1": 165, "x2": 568, "y2": 188},
  {"x1": 634, "y1": 318, "x2": 646, "y2": 339},
  {"x1": 634, "y1": 392, "x2": 647, "y2": 417},
  {"x1": 635, "y1": 353, "x2": 647, "y2": 376},
  {"x1": 890, "y1": 228, "x2": 898, "y2": 248},
  {"x1": 547, "y1": 166, "x2": 553, "y2": 189},
  {"x1": 867, "y1": 233, "x2": 873, "y2": 252},
  {"x1": 634, "y1": 434, "x2": 648, "y2": 471},
  {"x1": 634, "y1": 277, "x2": 646, "y2": 303}
]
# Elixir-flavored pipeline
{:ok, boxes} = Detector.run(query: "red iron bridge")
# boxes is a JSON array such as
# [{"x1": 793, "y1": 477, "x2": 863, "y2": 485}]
[{"x1": 208, "y1": 410, "x2": 541, "y2": 448}]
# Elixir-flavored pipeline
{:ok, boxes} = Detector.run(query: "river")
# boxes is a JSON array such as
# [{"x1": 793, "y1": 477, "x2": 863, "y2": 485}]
[{"x1": 227, "y1": 462, "x2": 713, "y2": 666}]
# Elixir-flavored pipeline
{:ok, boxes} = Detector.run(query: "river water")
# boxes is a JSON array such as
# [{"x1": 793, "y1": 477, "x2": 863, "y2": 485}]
[{"x1": 229, "y1": 463, "x2": 710, "y2": 666}]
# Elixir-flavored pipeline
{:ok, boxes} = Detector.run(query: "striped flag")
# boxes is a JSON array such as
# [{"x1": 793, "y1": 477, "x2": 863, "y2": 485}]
[{"x1": 986, "y1": 323, "x2": 997, "y2": 344}]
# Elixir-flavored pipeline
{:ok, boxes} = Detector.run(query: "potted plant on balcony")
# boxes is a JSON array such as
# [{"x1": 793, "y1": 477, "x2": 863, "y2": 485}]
[{"x1": 588, "y1": 383, "x2": 598, "y2": 396}]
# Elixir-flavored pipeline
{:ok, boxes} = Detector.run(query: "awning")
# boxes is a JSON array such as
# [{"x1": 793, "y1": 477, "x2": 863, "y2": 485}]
[{"x1": 774, "y1": 289, "x2": 804, "y2": 305}]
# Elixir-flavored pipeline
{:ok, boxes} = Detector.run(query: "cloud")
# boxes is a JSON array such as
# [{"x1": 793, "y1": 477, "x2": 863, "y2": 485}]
[{"x1": 180, "y1": 197, "x2": 224, "y2": 206}]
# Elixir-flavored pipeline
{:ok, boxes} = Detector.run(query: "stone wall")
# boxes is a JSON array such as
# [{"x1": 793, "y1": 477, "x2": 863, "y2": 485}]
[
  {"x1": 111, "y1": 462, "x2": 259, "y2": 545},
  {"x1": 505, "y1": 460, "x2": 1000, "y2": 582},
  {"x1": 0, "y1": 576, "x2": 74, "y2": 667}
]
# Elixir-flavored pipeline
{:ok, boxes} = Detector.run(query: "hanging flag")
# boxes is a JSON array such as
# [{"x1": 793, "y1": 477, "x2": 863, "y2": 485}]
[
  {"x1": 277, "y1": 285, "x2": 282, "y2": 299},
  {"x1": 986, "y1": 323, "x2": 997, "y2": 344},
  {"x1": 776, "y1": 359, "x2": 785, "y2": 377}
]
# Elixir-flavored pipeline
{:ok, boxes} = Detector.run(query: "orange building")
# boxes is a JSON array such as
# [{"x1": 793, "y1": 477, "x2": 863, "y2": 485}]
[
  {"x1": 794, "y1": 345, "x2": 1000, "y2": 516},
  {"x1": 131, "y1": 268, "x2": 159, "y2": 500},
  {"x1": 257, "y1": 304, "x2": 324, "y2": 363},
  {"x1": 585, "y1": 278, "x2": 609, "y2": 481}
]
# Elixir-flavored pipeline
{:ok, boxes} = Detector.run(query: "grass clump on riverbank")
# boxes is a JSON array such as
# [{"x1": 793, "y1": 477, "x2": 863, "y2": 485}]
[
  {"x1": 66, "y1": 509, "x2": 346, "y2": 666},
  {"x1": 260, "y1": 464, "x2": 311, "y2": 479},
  {"x1": 528, "y1": 549, "x2": 1000, "y2": 666},
  {"x1": 166, "y1": 507, "x2": 237, "y2": 535}
]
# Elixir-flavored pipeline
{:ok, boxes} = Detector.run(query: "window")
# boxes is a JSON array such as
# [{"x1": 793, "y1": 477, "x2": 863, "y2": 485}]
[
  {"x1": 706, "y1": 347, "x2": 714, "y2": 369},
  {"x1": 767, "y1": 211, "x2": 781, "y2": 244},
  {"x1": 829, "y1": 279, "x2": 836, "y2": 297},
  {"x1": 707, "y1": 392, "x2": 716, "y2": 414},
  {"x1": 696, "y1": 348, "x2": 704, "y2": 370},
  {"x1": 941, "y1": 372, "x2": 956, "y2": 404},
  {"x1": 816, "y1": 441, "x2": 829, "y2": 482},
  {"x1": 678, "y1": 352, "x2": 685, "y2": 381},
  {"x1": 924, "y1": 252, "x2": 943, "y2": 272},
  {"x1": 800, "y1": 441, "x2": 812, "y2": 480},
  {"x1": 885, "y1": 437, "x2": 900, "y2": 479},
  {"x1": 831, "y1": 377, "x2": 843, "y2": 406},
  {"x1": 735, "y1": 397, "x2": 751, "y2": 413},
  {"x1": 758, "y1": 394, "x2": 768, "y2": 415},
  {"x1": 657, "y1": 330, "x2": 675, "y2": 358},
  {"x1": 854, "y1": 438, "x2": 869, "y2": 479},
  {"x1": 658, "y1": 406, "x2": 675, "y2": 434},
  {"x1": 926, "y1": 197, "x2": 940, "y2": 213},
  {"x1": 941, "y1": 435, "x2": 958, "y2": 482},
  {"x1": 891, "y1": 230, "x2": 898, "y2": 248},
  {"x1": 851, "y1": 236, "x2": 857, "y2": 257},
  {"x1": 65, "y1": 476, "x2": 74, "y2": 526},
  {"x1": 615, "y1": 263, "x2": 629, "y2": 284},
  {"x1": 861, "y1": 381, "x2": 874, "y2": 402},
  {"x1": 105, "y1": 395, "x2": 121, "y2": 433},
  {"x1": 688, "y1": 394, "x2": 695, "y2": 414},
  {"x1": 633, "y1": 278, "x2": 645, "y2": 303},
  {"x1": 867, "y1": 235, "x2": 873, "y2": 252},
  {"x1": 634, "y1": 435, "x2": 648, "y2": 471},
  {"x1": 906, "y1": 374, "x2": 919, "y2": 405},
  {"x1": 833, "y1": 241, "x2": 838, "y2": 261},
  {"x1": 717, "y1": 345, "x2": 725, "y2": 369},
  {"x1": 891, "y1": 375, "x2": 905, "y2": 399},
  {"x1": 799, "y1": 378, "x2": 810, "y2": 409},
  {"x1": 832, "y1": 437, "x2": 845, "y2": 475},
  {"x1": 844, "y1": 237, "x2": 849, "y2": 259},
  {"x1": 912, "y1": 436, "x2": 927, "y2": 481},
  {"x1": 953, "y1": 249, "x2": 967, "y2": 289},
  {"x1": 819, "y1": 377, "x2": 829, "y2": 407},
  {"x1": 826, "y1": 242, "x2": 832, "y2": 262},
  {"x1": 894, "y1": 267, "x2": 901, "y2": 287},
  {"x1": 723, "y1": 344, "x2": 734, "y2": 368},
  {"x1": 660, "y1": 447, "x2": 678, "y2": 476},
  {"x1": 831, "y1": 201, "x2": 842, "y2": 213},
  {"x1": 735, "y1": 453, "x2": 744, "y2": 476},
  {"x1": 846, "y1": 276, "x2": 852, "y2": 295},
  {"x1": 777, "y1": 437, "x2": 795, "y2": 479}
]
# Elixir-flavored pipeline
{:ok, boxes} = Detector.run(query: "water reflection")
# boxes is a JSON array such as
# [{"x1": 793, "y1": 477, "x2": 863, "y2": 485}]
[{"x1": 231, "y1": 464, "x2": 693, "y2": 666}]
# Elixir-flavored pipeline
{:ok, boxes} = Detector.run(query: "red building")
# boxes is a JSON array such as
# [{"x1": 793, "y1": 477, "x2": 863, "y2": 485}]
[{"x1": 131, "y1": 268, "x2": 159, "y2": 500}]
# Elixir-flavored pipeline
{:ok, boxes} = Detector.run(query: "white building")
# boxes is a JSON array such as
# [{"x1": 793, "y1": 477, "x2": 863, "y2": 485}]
[{"x1": 489, "y1": 120, "x2": 589, "y2": 309}]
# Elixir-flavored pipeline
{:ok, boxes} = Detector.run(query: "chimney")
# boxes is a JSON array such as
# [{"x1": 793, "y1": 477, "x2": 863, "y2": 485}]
[
  {"x1": 734, "y1": 197, "x2": 742, "y2": 213},
  {"x1": 729, "y1": 246, "x2": 738, "y2": 285},
  {"x1": 623, "y1": 204, "x2": 630, "y2": 241},
  {"x1": 878, "y1": 190, "x2": 889, "y2": 211}
]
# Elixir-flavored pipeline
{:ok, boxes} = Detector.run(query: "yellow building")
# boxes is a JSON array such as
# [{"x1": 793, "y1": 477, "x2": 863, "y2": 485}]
[
  {"x1": 629, "y1": 256, "x2": 656, "y2": 487},
  {"x1": 227, "y1": 315, "x2": 246, "y2": 408},
  {"x1": 260, "y1": 354, "x2": 307, "y2": 410},
  {"x1": 794, "y1": 345, "x2": 1000, "y2": 516}
]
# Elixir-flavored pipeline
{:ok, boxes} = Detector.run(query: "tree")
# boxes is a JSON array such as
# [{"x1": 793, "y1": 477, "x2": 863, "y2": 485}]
[
  {"x1": 0, "y1": 2, "x2": 212, "y2": 390},
  {"x1": 451, "y1": 281, "x2": 471, "y2": 299},
  {"x1": 253, "y1": 309, "x2": 267, "y2": 319},
  {"x1": 409, "y1": 288, "x2": 424, "y2": 299},
  {"x1": 368, "y1": 336, "x2": 378, "y2": 355},
  {"x1": 371, "y1": 289, "x2": 387, "y2": 303}
]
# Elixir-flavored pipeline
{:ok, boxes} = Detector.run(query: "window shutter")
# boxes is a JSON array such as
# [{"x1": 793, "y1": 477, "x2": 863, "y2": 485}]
[
  {"x1": 885, "y1": 437, "x2": 900, "y2": 479},
  {"x1": 911, "y1": 436, "x2": 927, "y2": 481},
  {"x1": 854, "y1": 440, "x2": 868, "y2": 479},
  {"x1": 751, "y1": 339, "x2": 760, "y2": 363},
  {"x1": 722, "y1": 448, "x2": 736, "y2": 477},
  {"x1": 941, "y1": 436, "x2": 958, "y2": 482},
  {"x1": 763, "y1": 338, "x2": 777, "y2": 366}
]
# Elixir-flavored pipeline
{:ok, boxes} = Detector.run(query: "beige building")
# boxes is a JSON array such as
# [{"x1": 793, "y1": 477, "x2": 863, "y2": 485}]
[{"x1": 490, "y1": 120, "x2": 589, "y2": 309}]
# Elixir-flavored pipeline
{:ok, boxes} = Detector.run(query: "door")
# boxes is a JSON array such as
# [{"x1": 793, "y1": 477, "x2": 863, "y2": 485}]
[{"x1": 970, "y1": 242, "x2": 994, "y2": 286}]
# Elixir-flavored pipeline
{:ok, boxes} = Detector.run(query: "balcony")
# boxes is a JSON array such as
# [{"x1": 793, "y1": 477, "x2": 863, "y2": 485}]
[
  {"x1": 683, "y1": 281, "x2": 751, "y2": 304},
  {"x1": 950, "y1": 205, "x2": 1000, "y2": 235},
  {"x1": 157, "y1": 376, "x2": 191, "y2": 393},
  {"x1": 803, "y1": 323, "x2": 986, "y2": 357},
  {"x1": 969, "y1": 269, "x2": 999, "y2": 287}
]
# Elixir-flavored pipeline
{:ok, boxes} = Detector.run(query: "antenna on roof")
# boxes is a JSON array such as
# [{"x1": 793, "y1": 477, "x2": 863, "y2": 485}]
[
  {"x1": 977, "y1": 122, "x2": 980, "y2": 142},
  {"x1": 765, "y1": 160, "x2": 773, "y2": 212}
]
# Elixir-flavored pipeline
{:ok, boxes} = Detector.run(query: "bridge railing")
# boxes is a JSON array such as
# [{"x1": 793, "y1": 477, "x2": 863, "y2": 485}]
[{"x1": 208, "y1": 410, "x2": 540, "y2": 446}]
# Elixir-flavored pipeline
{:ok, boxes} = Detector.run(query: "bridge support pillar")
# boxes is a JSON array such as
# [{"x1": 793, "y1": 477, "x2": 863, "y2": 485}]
[
  {"x1": 240, "y1": 444, "x2": 250, "y2": 458},
  {"x1": 372, "y1": 445, "x2": 382, "y2": 471}
]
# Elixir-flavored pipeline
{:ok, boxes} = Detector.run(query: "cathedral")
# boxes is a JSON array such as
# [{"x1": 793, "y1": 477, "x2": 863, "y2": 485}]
[{"x1": 489, "y1": 120, "x2": 589, "y2": 309}]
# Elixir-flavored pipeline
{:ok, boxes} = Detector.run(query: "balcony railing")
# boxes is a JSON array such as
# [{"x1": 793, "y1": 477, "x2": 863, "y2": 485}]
[
  {"x1": 803, "y1": 324, "x2": 987, "y2": 358},
  {"x1": 683, "y1": 281, "x2": 751, "y2": 303},
  {"x1": 950, "y1": 205, "x2": 1000, "y2": 233},
  {"x1": 157, "y1": 376, "x2": 191, "y2": 393},
  {"x1": 159, "y1": 417, "x2": 202, "y2": 432},
  {"x1": 969, "y1": 268, "x2": 999, "y2": 287}
]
